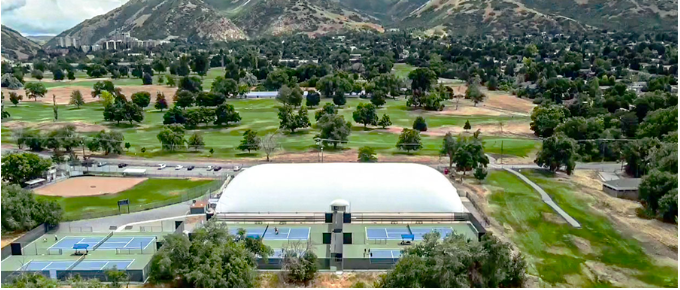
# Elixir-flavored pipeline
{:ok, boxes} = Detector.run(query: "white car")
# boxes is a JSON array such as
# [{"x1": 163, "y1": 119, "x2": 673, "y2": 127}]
[
  {"x1": 175, "y1": 165, "x2": 184, "y2": 170},
  {"x1": 233, "y1": 165, "x2": 241, "y2": 171},
  {"x1": 207, "y1": 166, "x2": 213, "y2": 171},
  {"x1": 158, "y1": 164, "x2": 166, "y2": 170}
]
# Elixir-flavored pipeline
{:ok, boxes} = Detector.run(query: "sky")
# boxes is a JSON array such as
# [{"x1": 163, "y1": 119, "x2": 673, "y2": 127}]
[{"x1": 1, "y1": 0, "x2": 128, "y2": 36}]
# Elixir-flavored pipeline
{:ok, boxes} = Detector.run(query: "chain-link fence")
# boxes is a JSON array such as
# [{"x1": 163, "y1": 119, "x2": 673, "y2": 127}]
[{"x1": 68, "y1": 164, "x2": 230, "y2": 178}]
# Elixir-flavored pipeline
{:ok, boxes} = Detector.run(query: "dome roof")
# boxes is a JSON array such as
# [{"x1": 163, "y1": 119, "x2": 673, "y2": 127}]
[{"x1": 215, "y1": 163, "x2": 465, "y2": 214}]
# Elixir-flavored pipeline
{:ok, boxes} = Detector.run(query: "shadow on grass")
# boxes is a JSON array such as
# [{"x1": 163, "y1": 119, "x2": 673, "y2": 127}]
[{"x1": 235, "y1": 152, "x2": 259, "y2": 157}]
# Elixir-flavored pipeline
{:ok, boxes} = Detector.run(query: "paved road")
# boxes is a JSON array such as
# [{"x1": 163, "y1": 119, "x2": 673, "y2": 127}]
[{"x1": 504, "y1": 168, "x2": 581, "y2": 228}]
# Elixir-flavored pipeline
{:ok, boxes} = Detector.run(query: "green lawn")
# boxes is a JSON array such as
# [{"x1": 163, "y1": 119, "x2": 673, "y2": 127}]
[
  {"x1": 486, "y1": 170, "x2": 678, "y2": 287},
  {"x1": 38, "y1": 178, "x2": 218, "y2": 221},
  {"x1": 2, "y1": 96, "x2": 538, "y2": 160},
  {"x1": 392, "y1": 63, "x2": 417, "y2": 79}
]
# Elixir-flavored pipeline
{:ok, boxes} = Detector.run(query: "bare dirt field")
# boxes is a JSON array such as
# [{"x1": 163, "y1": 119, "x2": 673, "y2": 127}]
[
  {"x1": 446, "y1": 85, "x2": 535, "y2": 115},
  {"x1": 425, "y1": 122, "x2": 533, "y2": 137},
  {"x1": 34, "y1": 177, "x2": 148, "y2": 197},
  {"x1": 3, "y1": 120, "x2": 107, "y2": 133},
  {"x1": 6, "y1": 85, "x2": 178, "y2": 105}
]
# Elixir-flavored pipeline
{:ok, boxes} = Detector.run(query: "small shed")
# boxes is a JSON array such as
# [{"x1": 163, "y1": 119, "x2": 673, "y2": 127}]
[
  {"x1": 25, "y1": 178, "x2": 46, "y2": 189},
  {"x1": 123, "y1": 168, "x2": 147, "y2": 176},
  {"x1": 603, "y1": 178, "x2": 642, "y2": 200}
]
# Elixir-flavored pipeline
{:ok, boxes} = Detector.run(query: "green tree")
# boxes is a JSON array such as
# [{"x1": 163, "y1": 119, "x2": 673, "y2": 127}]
[
  {"x1": 157, "y1": 124, "x2": 186, "y2": 151},
  {"x1": 474, "y1": 167, "x2": 488, "y2": 181},
  {"x1": 86, "y1": 130, "x2": 124, "y2": 155},
  {"x1": 530, "y1": 105, "x2": 568, "y2": 138},
  {"x1": 91, "y1": 81, "x2": 115, "y2": 98},
  {"x1": 100, "y1": 91, "x2": 114, "y2": 107},
  {"x1": 105, "y1": 268, "x2": 129, "y2": 288},
  {"x1": 378, "y1": 114, "x2": 392, "y2": 129},
  {"x1": 352, "y1": 103, "x2": 378, "y2": 128},
  {"x1": 214, "y1": 103, "x2": 241, "y2": 125},
  {"x1": 69, "y1": 90, "x2": 85, "y2": 108},
  {"x1": 464, "y1": 120, "x2": 472, "y2": 131},
  {"x1": 378, "y1": 233, "x2": 525, "y2": 288},
  {"x1": 452, "y1": 135, "x2": 489, "y2": 176},
  {"x1": 623, "y1": 137, "x2": 662, "y2": 177},
  {"x1": 31, "y1": 69, "x2": 43, "y2": 80},
  {"x1": 315, "y1": 103, "x2": 337, "y2": 121},
  {"x1": 637, "y1": 106, "x2": 678, "y2": 139},
  {"x1": 187, "y1": 132, "x2": 205, "y2": 151},
  {"x1": 142, "y1": 73, "x2": 153, "y2": 85},
  {"x1": 1, "y1": 152, "x2": 52, "y2": 185},
  {"x1": 317, "y1": 114, "x2": 352, "y2": 148},
  {"x1": 441, "y1": 132, "x2": 462, "y2": 170},
  {"x1": 1, "y1": 184, "x2": 62, "y2": 233},
  {"x1": 66, "y1": 274, "x2": 105, "y2": 288},
  {"x1": 237, "y1": 130, "x2": 261, "y2": 153},
  {"x1": 305, "y1": 91, "x2": 321, "y2": 107},
  {"x1": 52, "y1": 68, "x2": 64, "y2": 81},
  {"x1": 408, "y1": 68, "x2": 437, "y2": 94},
  {"x1": 276, "y1": 85, "x2": 304, "y2": 107},
  {"x1": 67, "y1": 70, "x2": 75, "y2": 80},
  {"x1": 358, "y1": 146, "x2": 378, "y2": 162},
  {"x1": 24, "y1": 82, "x2": 47, "y2": 101},
  {"x1": 124, "y1": 142, "x2": 131, "y2": 151},
  {"x1": 174, "y1": 90, "x2": 195, "y2": 109},
  {"x1": 131, "y1": 91, "x2": 151, "y2": 108},
  {"x1": 14, "y1": 129, "x2": 45, "y2": 151},
  {"x1": 466, "y1": 83, "x2": 485, "y2": 106},
  {"x1": 535, "y1": 133, "x2": 577, "y2": 174},
  {"x1": 412, "y1": 116, "x2": 427, "y2": 132},
  {"x1": 370, "y1": 89, "x2": 387, "y2": 107},
  {"x1": 260, "y1": 133, "x2": 280, "y2": 162},
  {"x1": 166, "y1": 76, "x2": 176, "y2": 87},
  {"x1": 278, "y1": 105, "x2": 310, "y2": 133},
  {"x1": 639, "y1": 170, "x2": 678, "y2": 222},
  {"x1": 211, "y1": 77, "x2": 238, "y2": 98},
  {"x1": 179, "y1": 76, "x2": 203, "y2": 93},
  {"x1": 264, "y1": 70, "x2": 290, "y2": 90},
  {"x1": 282, "y1": 245, "x2": 318, "y2": 286},
  {"x1": 396, "y1": 128, "x2": 422, "y2": 152},
  {"x1": 4, "y1": 273, "x2": 58, "y2": 288}
]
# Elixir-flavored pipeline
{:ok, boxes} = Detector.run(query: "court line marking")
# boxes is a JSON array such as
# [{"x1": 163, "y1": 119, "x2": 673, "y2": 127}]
[
  {"x1": 100, "y1": 261, "x2": 110, "y2": 270},
  {"x1": 123, "y1": 237, "x2": 134, "y2": 248},
  {"x1": 17, "y1": 259, "x2": 34, "y2": 271},
  {"x1": 41, "y1": 262, "x2": 54, "y2": 271}
]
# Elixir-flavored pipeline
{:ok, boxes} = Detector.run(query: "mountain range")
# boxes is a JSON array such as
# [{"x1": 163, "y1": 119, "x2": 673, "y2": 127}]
[
  {"x1": 3, "y1": 0, "x2": 677, "y2": 52},
  {"x1": 1, "y1": 25, "x2": 41, "y2": 60}
]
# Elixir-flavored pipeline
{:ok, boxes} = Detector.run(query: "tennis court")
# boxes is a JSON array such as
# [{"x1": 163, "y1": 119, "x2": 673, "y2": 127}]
[
  {"x1": 370, "y1": 249, "x2": 403, "y2": 259},
  {"x1": 228, "y1": 227, "x2": 310, "y2": 240},
  {"x1": 366, "y1": 226, "x2": 454, "y2": 241},
  {"x1": 18, "y1": 260, "x2": 133, "y2": 271},
  {"x1": 49, "y1": 236, "x2": 155, "y2": 251}
]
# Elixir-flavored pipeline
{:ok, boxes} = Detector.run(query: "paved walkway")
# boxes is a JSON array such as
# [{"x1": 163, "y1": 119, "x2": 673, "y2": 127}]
[{"x1": 503, "y1": 168, "x2": 581, "y2": 228}]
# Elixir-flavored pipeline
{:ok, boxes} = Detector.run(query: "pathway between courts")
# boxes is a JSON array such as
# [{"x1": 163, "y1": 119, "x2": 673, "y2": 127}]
[{"x1": 503, "y1": 168, "x2": 581, "y2": 228}]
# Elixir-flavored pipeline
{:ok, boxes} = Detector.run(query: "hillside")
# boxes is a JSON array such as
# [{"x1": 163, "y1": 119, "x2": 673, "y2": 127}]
[
  {"x1": 1, "y1": 25, "x2": 41, "y2": 60},
  {"x1": 45, "y1": 0, "x2": 246, "y2": 47},
  {"x1": 205, "y1": 0, "x2": 384, "y2": 37}
]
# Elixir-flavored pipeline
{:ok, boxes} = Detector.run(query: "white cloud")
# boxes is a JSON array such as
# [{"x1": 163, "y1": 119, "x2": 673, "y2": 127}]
[{"x1": 1, "y1": 0, "x2": 128, "y2": 35}]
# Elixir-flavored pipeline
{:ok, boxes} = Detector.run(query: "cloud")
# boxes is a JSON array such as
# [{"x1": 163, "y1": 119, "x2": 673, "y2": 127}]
[{"x1": 1, "y1": 0, "x2": 128, "y2": 35}]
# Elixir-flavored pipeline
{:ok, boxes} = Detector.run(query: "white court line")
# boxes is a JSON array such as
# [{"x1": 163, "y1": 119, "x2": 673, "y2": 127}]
[
  {"x1": 17, "y1": 259, "x2": 34, "y2": 271},
  {"x1": 122, "y1": 238, "x2": 134, "y2": 248},
  {"x1": 99, "y1": 261, "x2": 110, "y2": 270},
  {"x1": 127, "y1": 259, "x2": 135, "y2": 269},
  {"x1": 114, "y1": 214, "x2": 204, "y2": 232},
  {"x1": 41, "y1": 262, "x2": 54, "y2": 271}
]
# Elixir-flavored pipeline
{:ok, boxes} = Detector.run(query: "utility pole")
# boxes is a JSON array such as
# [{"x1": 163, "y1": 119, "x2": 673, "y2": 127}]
[{"x1": 500, "y1": 140, "x2": 503, "y2": 167}]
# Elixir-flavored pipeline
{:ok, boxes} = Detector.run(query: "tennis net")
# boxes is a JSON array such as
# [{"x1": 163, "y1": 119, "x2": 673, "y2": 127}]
[{"x1": 92, "y1": 231, "x2": 114, "y2": 250}]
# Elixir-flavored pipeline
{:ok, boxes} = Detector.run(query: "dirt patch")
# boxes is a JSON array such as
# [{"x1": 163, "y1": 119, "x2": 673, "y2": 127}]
[
  {"x1": 440, "y1": 104, "x2": 506, "y2": 116},
  {"x1": 2, "y1": 120, "x2": 107, "y2": 133},
  {"x1": 449, "y1": 85, "x2": 535, "y2": 114},
  {"x1": 583, "y1": 261, "x2": 650, "y2": 288},
  {"x1": 8, "y1": 85, "x2": 178, "y2": 105},
  {"x1": 569, "y1": 235, "x2": 594, "y2": 255},
  {"x1": 423, "y1": 122, "x2": 533, "y2": 137},
  {"x1": 34, "y1": 177, "x2": 147, "y2": 197},
  {"x1": 1, "y1": 232, "x2": 24, "y2": 248},
  {"x1": 543, "y1": 212, "x2": 567, "y2": 224}
]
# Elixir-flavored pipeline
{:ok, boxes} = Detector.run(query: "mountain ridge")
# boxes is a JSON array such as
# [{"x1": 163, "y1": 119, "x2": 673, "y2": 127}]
[{"x1": 1, "y1": 25, "x2": 42, "y2": 60}]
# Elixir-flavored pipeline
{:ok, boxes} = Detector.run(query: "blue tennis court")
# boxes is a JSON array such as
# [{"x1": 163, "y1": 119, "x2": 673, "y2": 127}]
[
  {"x1": 49, "y1": 236, "x2": 155, "y2": 251},
  {"x1": 19, "y1": 260, "x2": 133, "y2": 271},
  {"x1": 370, "y1": 249, "x2": 402, "y2": 259},
  {"x1": 229, "y1": 228, "x2": 266, "y2": 238},
  {"x1": 263, "y1": 228, "x2": 310, "y2": 240},
  {"x1": 366, "y1": 227, "x2": 410, "y2": 240},
  {"x1": 410, "y1": 227, "x2": 453, "y2": 240}
]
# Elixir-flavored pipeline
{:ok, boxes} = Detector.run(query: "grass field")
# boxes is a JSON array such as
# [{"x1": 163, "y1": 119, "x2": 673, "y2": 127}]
[
  {"x1": 486, "y1": 170, "x2": 677, "y2": 287},
  {"x1": 37, "y1": 178, "x2": 218, "y2": 220},
  {"x1": 392, "y1": 63, "x2": 417, "y2": 79}
]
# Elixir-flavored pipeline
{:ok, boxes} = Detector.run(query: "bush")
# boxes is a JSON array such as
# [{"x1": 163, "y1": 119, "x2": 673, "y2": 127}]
[{"x1": 1, "y1": 184, "x2": 62, "y2": 233}]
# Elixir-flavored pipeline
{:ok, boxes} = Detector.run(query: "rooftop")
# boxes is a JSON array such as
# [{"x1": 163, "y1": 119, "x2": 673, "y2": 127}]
[{"x1": 603, "y1": 178, "x2": 642, "y2": 190}]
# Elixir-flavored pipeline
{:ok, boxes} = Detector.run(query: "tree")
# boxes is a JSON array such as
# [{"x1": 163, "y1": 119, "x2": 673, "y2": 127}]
[
  {"x1": 31, "y1": 69, "x2": 43, "y2": 80},
  {"x1": 378, "y1": 233, "x2": 525, "y2": 288},
  {"x1": 166, "y1": 76, "x2": 176, "y2": 87},
  {"x1": 124, "y1": 142, "x2": 131, "y2": 152},
  {"x1": 466, "y1": 83, "x2": 486, "y2": 106},
  {"x1": 52, "y1": 68, "x2": 64, "y2": 81},
  {"x1": 378, "y1": 114, "x2": 392, "y2": 129},
  {"x1": 316, "y1": 114, "x2": 351, "y2": 148},
  {"x1": 1, "y1": 152, "x2": 52, "y2": 185},
  {"x1": 14, "y1": 129, "x2": 45, "y2": 151},
  {"x1": 157, "y1": 75, "x2": 165, "y2": 85},
  {"x1": 316, "y1": 74, "x2": 352, "y2": 106},
  {"x1": 174, "y1": 90, "x2": 195, "y2": 109},
  {"x1": 24, "y1": 82, "x2": 47, "y2": 101},
  {"x1": 142, "y1": 73, "x2": 153, "y2": 85},
  {"x1": 91, "y1": 80, "x2": 115, "y2": 98},
  {"x1": 276, "y1": 85, "x2": 303, "y2": 107},
  {"x1": 264, "y1": 70, "x2": 290, "y2": 90},
  {"x1": 639, "y1": 170, "x2": 678, "y2": 222},
  {"x1": 86, "y1": 130, "x2": 124, "y2": 155},
  {"x1": 191, "y1": 54, "x2": 210, "y2": 76},
  {"x1": 535, "y1": 133, "x2": 577, "y2": 174},
  {"x1": 157, "y1": 124, "x2": 186, "y2": 151},
  {"x1": 4, "y1": 273, "x2": 59, "y2": 288},
  {"x1": 370, "y1": 89, "x2": 387, "y2": 107},
  {"x1": 396, "y1": 128, "x2": 422, "y2": 152},
  {"x1": 315, "y1": 103, "x2": 337, "y2": 121},
  {"x1": 187, "y1": 132, "x2": 205, "y2": 151},
  {"x1": 131, "y1": 91, "x2": 151, "y2": 108},
  {"x1": 358, "y1": 146, "x2": 378, "y2": 162},
  {"x1": 179, "y1": 76, "x2": 203, "y2": 93},
  {"x1": 2, "y1": 184, "x2": 62, "y2": 233},
  {"x1": 211, "y1": 77, "x2": 238, "y2": 98},
  {"x1": 305, "y1": 91, "x2": 320, "y2": 107},
  {"x1": 281, "y1": 243, "x2": 318, "y2": 286},
  {"x1": 67, "y1": 70, "x2": 75, "y2": 80},
  {"x1": 474, "y1": 167, "x2": 488, "y2": 181},
  {"x1": 412, "y1": 116, "x2": 427, "y2": 132},
  {"x1": 464, "y1": 120, "x2": 472, "y2": 131},
  {"x1": 103, "y1": 101, "x2": 143, "y2": 124},
  {"x1": 441, "y1": 132, "x2": 462, "y2": 170},
  {"x1": 451, "y1": 134, "x2": 489, "y2": 176},
  {"x1": 9, "y1": 91, "x2": 22, "y2": 106},
  {"x1": 237, "y1": 129, "x2": 261, "y2": 153},
  {"x1": 530, "y1": 105, "x2": 568, "y2": 138},
  {"x1": 196, "y1": 92, "x2": 226, "y2": 107},
  {"x1": 408, "y1": 68, "x2": 437, "y2": 94},
  {"x1": 278, "y1": 105, "x2": 310, "y2": 133},
  {"x1": 352, "y1": 103, "x2": 378, "y2": 128},
  {"x1": 637, "y1": 106, "x2": 678, "y2": 139},
  {"x1": 152, "y1": 58, "x2": 166, "y2": 74},
  {"x1": 105, "y1": 268, "x2": 129, "y2": 288},
  {"x1": 260, "y1": 132, "x2": 280, "y2": 162},
  {"x1": 214, "y1": 103, "x2": 242, "y2": 125},
  {"x1": 148, "y1": 220, "x2": 264, "y2": 288},
  {"x1": 622, "y1": 137, "x2": 661, "y2": 177},
  {"x1": 100, "y1": 91, "x2": 114, "y2": 107},
  {"x1": 155, "y1": 92, "x2": 168, "y2": 111},
  {"x1": 69, "y1": 90, "x2": 85, "y2": 108}
]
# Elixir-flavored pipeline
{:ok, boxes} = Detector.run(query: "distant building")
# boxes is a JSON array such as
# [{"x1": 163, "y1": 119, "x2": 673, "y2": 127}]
[{"x1": 603, "y1": 178, "x2": 642, "y2": 200}]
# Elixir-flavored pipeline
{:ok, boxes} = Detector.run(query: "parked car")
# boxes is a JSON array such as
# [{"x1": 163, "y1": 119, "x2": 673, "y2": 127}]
[
  {"x1": 187, "y1": 165, "x2": 195, "y2": 171},
  {"x1": 118, "y1": 163, "x2": 128, "y2": 168},
  {"x1": 214, "y1": 166, "x2": 222, "y2": 171},
  {"x1": 158, "y1": 164, "x2": 167, "y2": 170},
  {"x1": 207, "y1": 166, "x2": 213, "y2": 171},
  {"x1": 97, "y1": 162, "x2": 108, "y2": 167},
  {"x1": 233, "y1": 165, "x2": 241, "y2": 171},
  {"x1": 175, "y1": 165, "x2": 184, "y2": 170}
]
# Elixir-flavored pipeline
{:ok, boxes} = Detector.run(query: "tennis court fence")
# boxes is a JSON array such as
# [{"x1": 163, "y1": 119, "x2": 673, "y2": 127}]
[{"x1": 2, "y1": 224, "x2": 59, "y2": 260}]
